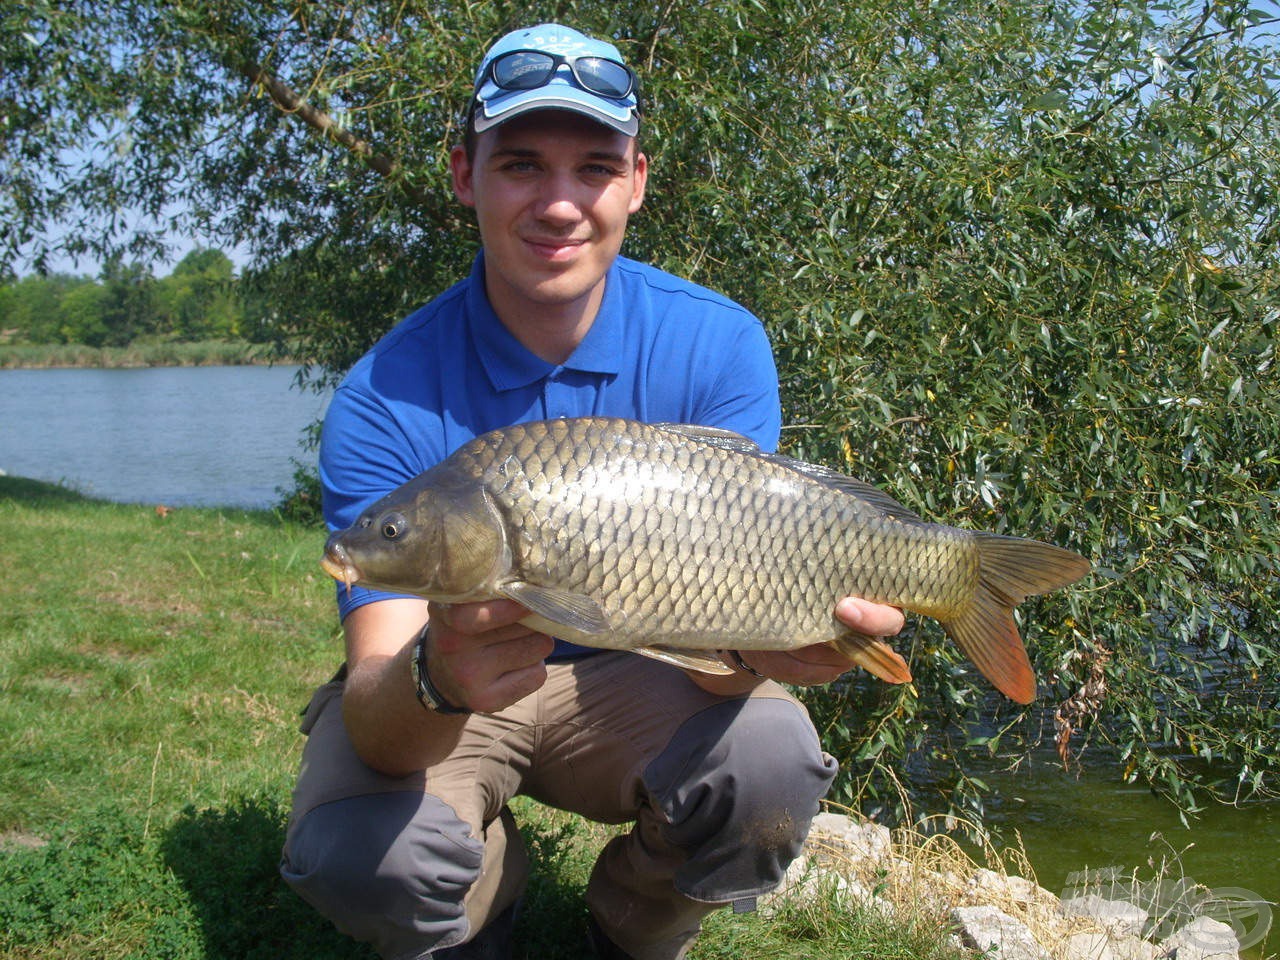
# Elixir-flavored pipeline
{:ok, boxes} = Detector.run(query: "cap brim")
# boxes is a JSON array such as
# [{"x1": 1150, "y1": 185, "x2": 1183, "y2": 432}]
[{"x1": 473, "y1": 85, "x2": 638, "y2": 137}]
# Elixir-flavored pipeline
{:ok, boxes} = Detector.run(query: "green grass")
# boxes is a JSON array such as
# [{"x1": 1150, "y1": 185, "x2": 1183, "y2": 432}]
[{"x1": 0, "y1": 476, "x2": 973, "y2": 959}]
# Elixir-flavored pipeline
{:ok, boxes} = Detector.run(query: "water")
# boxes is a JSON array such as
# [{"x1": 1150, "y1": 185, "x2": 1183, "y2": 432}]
[
  {"x1": 0, "y1": 365, "x2": 329, "y2": 509},
  {"x1": 969, "y1": 754, "x2": 1277, "y2": 954}
]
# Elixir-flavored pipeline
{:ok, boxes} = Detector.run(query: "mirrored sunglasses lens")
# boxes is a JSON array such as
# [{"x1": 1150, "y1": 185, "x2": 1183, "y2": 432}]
[
  {"x1": 575, "y1": 57, "x2": 632, "y2": 97},
  {"x1": 493, "y1": 51, "x2": 556, "y2": 90}
]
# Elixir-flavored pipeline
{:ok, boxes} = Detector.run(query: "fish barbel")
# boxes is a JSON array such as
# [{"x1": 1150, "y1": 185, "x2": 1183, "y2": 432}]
[{"x1": 321, "y1": 417, "x2": 1091, "y2": 702}]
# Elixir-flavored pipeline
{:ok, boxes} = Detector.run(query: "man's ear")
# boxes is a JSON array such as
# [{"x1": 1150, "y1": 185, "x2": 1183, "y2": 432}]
[
  {"x1": 629, "y1": 151, "x2": 648, "y2": 214},
  {"x1": 450, "y1": 145, "x2": 476, "y2": 208}
]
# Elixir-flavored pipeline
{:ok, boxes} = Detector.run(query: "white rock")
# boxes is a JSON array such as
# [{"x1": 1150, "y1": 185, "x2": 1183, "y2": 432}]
[
  {"x1": 759, "y1": 858, "x2": 858, "y2": 918},
  {"x1": 952, "y1": 904, "x2": 1052, "y2": 960},
  {"x1": 1060, "y1": 930, "x2": 1158, "y2": 960},
  {"x1": 1159, "y1": 915, "x2": 1240, "y2": 960},
  {"x1": 969, "y1": 866, "x2": 1058, "y2": 906},
  {"x1": 807, "y1": 812, "x2": 893, "y2": 862},
  {"x1": 1060, "y1": 893, "x2": 1150, "y2": 939}
]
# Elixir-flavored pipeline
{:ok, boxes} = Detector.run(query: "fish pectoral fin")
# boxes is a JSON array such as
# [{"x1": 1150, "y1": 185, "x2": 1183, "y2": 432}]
[
  {"x1": 832, "y1": 632, "x2": 914, "y2": 685},
  {"x1": 501, "y1": 582, "x2": 610, "y2": 635},
  {"x1": 634, "y1": 646, "x2": 736, "y2": 676}
]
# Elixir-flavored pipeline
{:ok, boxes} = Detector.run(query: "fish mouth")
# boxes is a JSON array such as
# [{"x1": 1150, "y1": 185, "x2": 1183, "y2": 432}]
[{"x1": 320, "y1": 543, "x2": 361, "y2": 590}]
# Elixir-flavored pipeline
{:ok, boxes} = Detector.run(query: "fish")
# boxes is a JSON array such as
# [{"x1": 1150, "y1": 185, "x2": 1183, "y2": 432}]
[{"x1": 320, "y1": 417, "x2": 1091, "y2": 702}]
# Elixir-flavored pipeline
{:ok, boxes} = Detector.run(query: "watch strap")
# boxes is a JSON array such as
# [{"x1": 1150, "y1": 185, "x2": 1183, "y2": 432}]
[{"x1": 411, "y1": 624, "x2": 471, "y2": 715}]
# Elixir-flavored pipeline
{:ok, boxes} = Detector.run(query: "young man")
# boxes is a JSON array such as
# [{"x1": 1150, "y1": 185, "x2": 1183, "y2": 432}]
[{"x1": 281, "y1": 24, "x2": 905, "y2": 960}]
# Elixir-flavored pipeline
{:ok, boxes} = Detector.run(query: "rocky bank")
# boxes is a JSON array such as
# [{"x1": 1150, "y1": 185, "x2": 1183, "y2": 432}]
[{"x1": 762, "y1": 813, "x2": 1255, "y2": 960}]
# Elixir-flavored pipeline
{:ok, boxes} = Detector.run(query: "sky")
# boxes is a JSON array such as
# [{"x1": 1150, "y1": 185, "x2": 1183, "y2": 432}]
[{"x1": 21, "y1": 215, "x2": 250, "y2": 279}]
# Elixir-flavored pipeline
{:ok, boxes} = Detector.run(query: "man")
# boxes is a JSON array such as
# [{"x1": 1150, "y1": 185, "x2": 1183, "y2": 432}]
[{"x1": 281, "y1": 23, "x2": 905, "y2": 960}]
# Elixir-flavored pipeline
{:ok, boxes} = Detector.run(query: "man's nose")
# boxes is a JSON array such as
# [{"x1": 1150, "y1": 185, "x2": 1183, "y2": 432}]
[{"x1": 533, "y1": 173, "x2": 583, "y2": 223}]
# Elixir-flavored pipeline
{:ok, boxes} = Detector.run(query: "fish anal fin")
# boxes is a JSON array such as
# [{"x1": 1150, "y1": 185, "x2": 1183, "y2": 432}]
[
  {"x1": 635, "y1": 646, "x2": 736, "y2": 675},
  {"x1": 832, "y1": 632, "x2": 913, "y2": 685},
  {"x1": 501, "y1": 582, "x2": 610, "y2": 635}
]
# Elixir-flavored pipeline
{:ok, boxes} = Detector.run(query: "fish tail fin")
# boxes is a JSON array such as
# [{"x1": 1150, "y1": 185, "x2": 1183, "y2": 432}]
[
  {"x1": 941, "y1": 534, "x2": 1091, "y2": 704},
  {"x1": 833, "y1": 632, "x2": 914, "y2": 685}
]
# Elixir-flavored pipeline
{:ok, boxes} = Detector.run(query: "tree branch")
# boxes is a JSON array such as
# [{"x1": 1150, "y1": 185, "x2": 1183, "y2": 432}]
[{"x1": 235, "y1": 58, "x2": 429, "y2": 206}]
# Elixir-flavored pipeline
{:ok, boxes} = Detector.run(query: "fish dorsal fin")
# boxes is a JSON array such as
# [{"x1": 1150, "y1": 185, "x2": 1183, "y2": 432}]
[
  {"x1": 633, "y1": 646, "x2": 736, "y2": 675},
  {"x1": 651, "y1": 422, "x2": 763, "y2": 454},
  {"x1": 501, "y1": 582, "x2": 610, "y2": 635},
  {"x1": 770, "y1": 456, "x2": 927, "y2": 524}
]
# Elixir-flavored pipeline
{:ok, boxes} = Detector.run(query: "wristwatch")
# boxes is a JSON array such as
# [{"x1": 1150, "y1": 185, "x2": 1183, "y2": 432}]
[{"x1": 411, "y1": 624, "x2": 471, "y2": 715}]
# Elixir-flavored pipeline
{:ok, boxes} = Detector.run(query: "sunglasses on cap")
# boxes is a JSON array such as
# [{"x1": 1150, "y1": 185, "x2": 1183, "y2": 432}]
[{"x1": 479, "y1": 49, "x2": 638, "y2": 101}]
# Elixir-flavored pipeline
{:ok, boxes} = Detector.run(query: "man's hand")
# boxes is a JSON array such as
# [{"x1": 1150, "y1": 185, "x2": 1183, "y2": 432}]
[
  {"x1": 339, "y1": 597, "x2": 552, "y2": 776},
  {"x1": 737, "y1": 597, "x2": 906, "y2": 686},
  {"x1": 426, "y1": 598, "x2": 555, "y2": 713},
  {"x1": 687, "y1": 596, "x2": 907, "y2": 694}
]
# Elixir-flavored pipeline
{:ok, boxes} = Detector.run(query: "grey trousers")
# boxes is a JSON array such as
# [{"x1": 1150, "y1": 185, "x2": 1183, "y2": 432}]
[{"x1": 279, "y1": 652, "x2": 837, "y2": 960}]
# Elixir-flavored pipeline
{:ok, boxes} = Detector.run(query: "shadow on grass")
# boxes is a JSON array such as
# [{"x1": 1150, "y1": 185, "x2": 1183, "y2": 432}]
[
  {"x1": 164, "y1": 796, "x2": 600, "y2": 960},
  {"x1": 161, "y1": 796, "x2": 376, "y2": 960},
  {"x1": 0, "y1": 793, "x2": 610, "y2": 958},
  {"x1": 0, "y1": 474, "x2": 95, "y2": 504}
]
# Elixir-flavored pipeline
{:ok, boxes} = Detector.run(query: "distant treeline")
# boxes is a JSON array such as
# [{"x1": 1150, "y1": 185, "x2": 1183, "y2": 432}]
[{"x1": 0, "y1": 248, "x2": 272, "y2": 348}]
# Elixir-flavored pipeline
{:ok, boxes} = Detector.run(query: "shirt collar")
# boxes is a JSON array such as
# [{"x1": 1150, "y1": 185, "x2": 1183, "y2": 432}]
[{"x1": 468, "y1": 254, "x2": 624, "y2": 392}]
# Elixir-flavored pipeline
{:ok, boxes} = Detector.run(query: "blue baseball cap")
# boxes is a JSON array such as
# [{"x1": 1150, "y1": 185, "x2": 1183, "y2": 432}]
[{"x1": 471, "y1": 24, "x2": 640, "y2": 137}]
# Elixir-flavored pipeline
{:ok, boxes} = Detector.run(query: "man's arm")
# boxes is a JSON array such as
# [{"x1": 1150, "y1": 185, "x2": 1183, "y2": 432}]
[{"x1": 340, "y1": 597, "x2": 554, "y2": 777}]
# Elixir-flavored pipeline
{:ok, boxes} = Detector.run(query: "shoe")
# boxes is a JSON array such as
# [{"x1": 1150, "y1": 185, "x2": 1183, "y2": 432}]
[
  {"x1": 433, "y1": 898, "x2": 520, "y2": 959},
  {"x1": 585, "y1": 914, "x2": 637, "y2": 960}
]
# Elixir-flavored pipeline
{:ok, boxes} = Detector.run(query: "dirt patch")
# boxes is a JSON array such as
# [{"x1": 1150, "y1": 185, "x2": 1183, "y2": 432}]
[{"x1": 0, "y1": 829, "x2": 48, "y2": 851}]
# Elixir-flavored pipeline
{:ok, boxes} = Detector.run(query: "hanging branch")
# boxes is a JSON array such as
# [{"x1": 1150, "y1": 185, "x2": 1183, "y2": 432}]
[{"x1": 235, "y1": 58, "x2": 430, "y2": 206}]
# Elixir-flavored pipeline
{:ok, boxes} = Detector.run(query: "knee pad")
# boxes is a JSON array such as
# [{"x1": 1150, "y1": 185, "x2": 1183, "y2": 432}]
[
  {"x1": 280, "y1": 791, "x2": 483, "y2": 957},
  {"x1": 643, "y1": 696, "x2": 837, "y2": 902}
]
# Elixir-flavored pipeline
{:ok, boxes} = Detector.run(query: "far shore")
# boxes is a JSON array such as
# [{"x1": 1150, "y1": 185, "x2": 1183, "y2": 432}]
[{"x1": 0, "y1": 339, "x2": 297, "y2": 370}]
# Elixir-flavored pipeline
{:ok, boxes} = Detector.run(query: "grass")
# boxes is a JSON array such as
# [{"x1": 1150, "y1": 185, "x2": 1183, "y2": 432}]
[{"x1": 0, "y1": 476, "x2": 975, "y2": 959}]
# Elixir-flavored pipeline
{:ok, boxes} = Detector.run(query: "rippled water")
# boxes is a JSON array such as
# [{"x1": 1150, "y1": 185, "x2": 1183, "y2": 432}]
[{"x1": 0, "y1": 365, "x2": 329, "y2": 508}]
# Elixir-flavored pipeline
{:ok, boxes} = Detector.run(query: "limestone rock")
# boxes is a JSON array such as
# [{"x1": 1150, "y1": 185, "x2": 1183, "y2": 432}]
[
  {"x1": 806, "y1": 812, "x2": 893, "y2": 862},
  {"x1": 953, "y1": 904, "x2": 1053, "y2": 960},
  {"x1": 1060, "y1": 930, "x2": 1159, "y2": 960},
  {"x1": 969, "y1": 866, "x2": 1060, "y2": 907},
  {"x1": 1060, "y1": 893, "x2": 1151, "y2": 939},
  {"x1": 1159, "y1": 916, "x2": 1240, "y2": 960}
]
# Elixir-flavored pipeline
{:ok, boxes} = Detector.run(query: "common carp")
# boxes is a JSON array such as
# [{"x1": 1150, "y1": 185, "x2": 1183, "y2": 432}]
[{"x1": 321, "y1": 417, "x2": 1090, "y2": 702}]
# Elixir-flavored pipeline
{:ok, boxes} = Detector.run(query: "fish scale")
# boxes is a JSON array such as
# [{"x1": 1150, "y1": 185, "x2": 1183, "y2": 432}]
[{"x1": 321, "y1": 417, "x2": 1092, "y2": 702}]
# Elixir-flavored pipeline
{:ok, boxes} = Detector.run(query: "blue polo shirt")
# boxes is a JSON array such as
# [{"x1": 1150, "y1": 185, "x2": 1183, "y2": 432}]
[{"x1": 321, "y1": 253, "x2": 781, "y2": 641}]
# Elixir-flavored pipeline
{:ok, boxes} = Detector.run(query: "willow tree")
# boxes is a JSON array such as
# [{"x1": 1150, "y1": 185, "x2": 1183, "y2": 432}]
[{"x1": 5, "y1": 0, "x2": 1276, "y2": 827}]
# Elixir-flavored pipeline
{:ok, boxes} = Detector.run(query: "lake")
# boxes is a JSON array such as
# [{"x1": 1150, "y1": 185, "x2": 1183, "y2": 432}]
[
  {"x1": 970, "y1": 754, "x2": 1276, "y2": 955},
  {"x1": 0, "y1": 365, "x2": 329, "y2": 509}
]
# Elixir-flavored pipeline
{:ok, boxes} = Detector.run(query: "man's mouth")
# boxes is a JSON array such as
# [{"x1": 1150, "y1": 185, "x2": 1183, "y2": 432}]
[{"x1": 525, "y1": 236, "x2": 587, "y2": 259}]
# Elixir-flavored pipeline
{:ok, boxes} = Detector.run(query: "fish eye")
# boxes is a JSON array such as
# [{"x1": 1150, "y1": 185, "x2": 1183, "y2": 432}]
[{"x1": 380, "y1": 513, "x2": 407, "y2": 541}]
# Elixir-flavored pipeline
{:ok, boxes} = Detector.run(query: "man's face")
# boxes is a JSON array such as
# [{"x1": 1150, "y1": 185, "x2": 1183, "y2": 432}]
[{"x1": 451, "y1": 110, "x2": 647, "y2": 322}]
